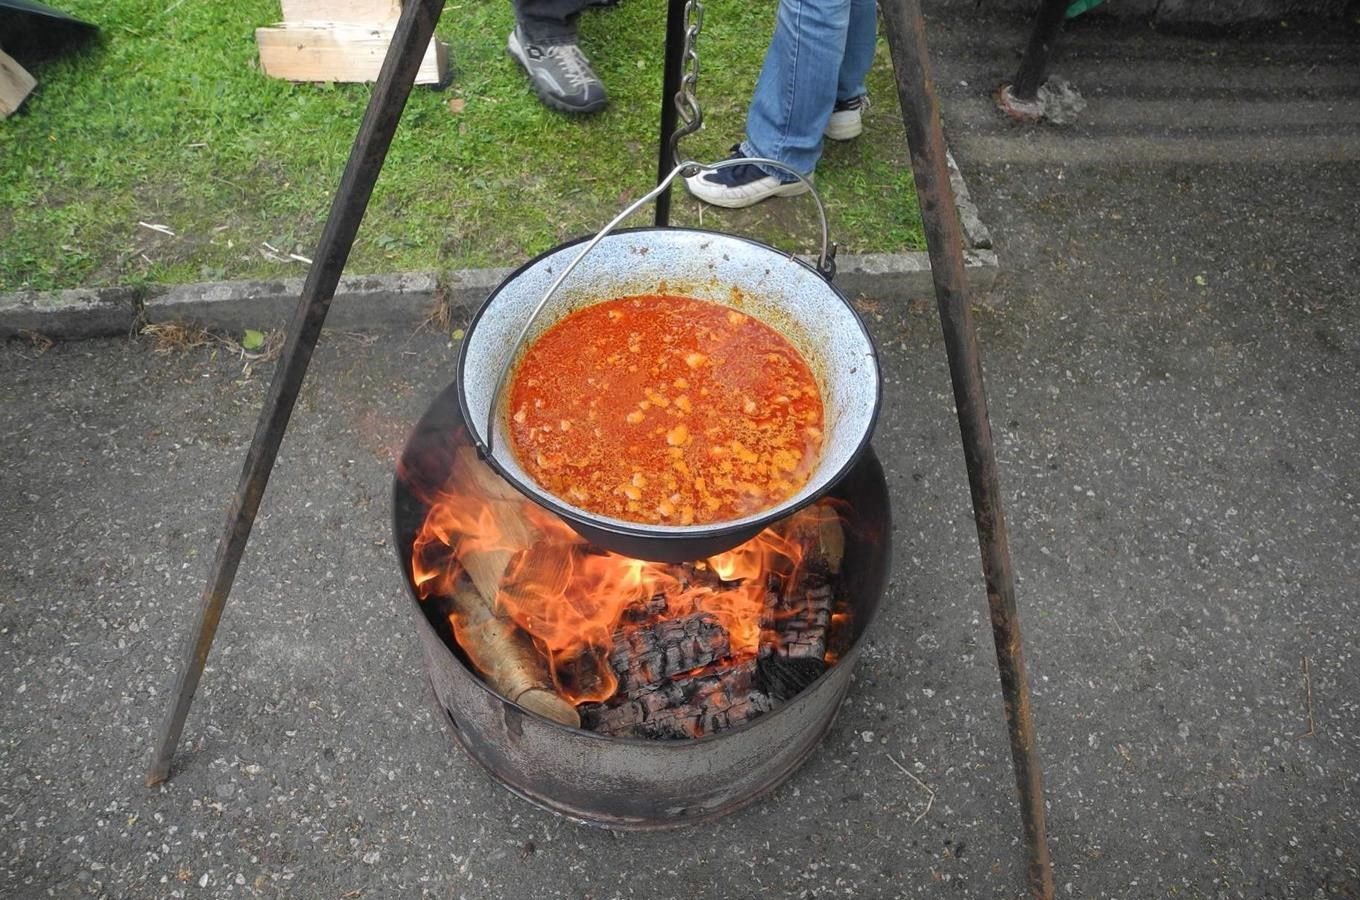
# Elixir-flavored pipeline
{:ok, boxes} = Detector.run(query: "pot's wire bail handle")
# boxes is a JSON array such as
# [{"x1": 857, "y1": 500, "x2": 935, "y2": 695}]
[{"x1": 484, "y1": 159, "x2": 836, "y2": 456}]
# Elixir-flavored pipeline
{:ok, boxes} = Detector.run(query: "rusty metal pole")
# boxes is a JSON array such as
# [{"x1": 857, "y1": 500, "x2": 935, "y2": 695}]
[
  {"x1": 879, "y1": 2, "x2": 1056, "y2": 896},
  {"x1": 1009, "y1": 0, "x2": 1070, "y2": 101},
  {"x1": 145, "y1": 0, "x2": 447, "y2": 787}
]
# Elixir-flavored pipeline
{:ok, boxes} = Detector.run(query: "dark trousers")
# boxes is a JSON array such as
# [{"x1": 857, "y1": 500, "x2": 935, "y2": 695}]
[{"x1": 514, "y1": 0, "x2": 595, "y2": 42}]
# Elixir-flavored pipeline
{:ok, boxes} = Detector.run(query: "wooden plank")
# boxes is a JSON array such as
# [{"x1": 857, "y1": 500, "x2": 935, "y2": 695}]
[
  {"x1": 280, "y1": 0, "x2": 402, "y2": 24},
  {"x1": 256, "y1": 24, "x2": 447, "y2": 85},
  {"x1": 0, "y1": 48, "x2": 37, "y2": 119}
]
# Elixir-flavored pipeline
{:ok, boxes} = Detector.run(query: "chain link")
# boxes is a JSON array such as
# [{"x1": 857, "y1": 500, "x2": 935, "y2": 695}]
[{"x1": 668, "y1": 0, "x2": 704, "y2": 170}]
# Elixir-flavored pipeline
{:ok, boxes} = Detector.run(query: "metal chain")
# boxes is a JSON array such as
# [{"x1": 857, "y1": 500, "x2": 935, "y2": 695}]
[{"x1": 668, "y1": 0, "x2": 704, "y2": 171}]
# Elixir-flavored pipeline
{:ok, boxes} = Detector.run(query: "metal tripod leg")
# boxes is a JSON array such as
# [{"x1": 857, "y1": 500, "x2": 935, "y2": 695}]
[
  {"x1": 654, "y1": 0, "x2": 688, "y2": 226},
  {"x1": 145, "y1": 0, "x2": 448, "y2": 787},
  {"x1": 878, "y1": 2, "x2": 1056, "y2": 896},
  {"x1": 1010, "y1": 0, "x2": 1070, "y2": 101}
]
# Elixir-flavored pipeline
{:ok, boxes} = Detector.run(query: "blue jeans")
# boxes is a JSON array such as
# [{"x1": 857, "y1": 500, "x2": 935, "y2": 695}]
[
  {"x1": 740, "y1": 0, "x2": 878, "y2": 180},
  {"x1": 513, "y1": 0, "x2": 593, "y2": 42}
]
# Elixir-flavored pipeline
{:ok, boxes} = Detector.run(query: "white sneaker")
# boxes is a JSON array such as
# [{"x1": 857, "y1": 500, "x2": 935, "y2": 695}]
[
  {"x1": 825, "y1": 94, "x2": 869, "y2": 141},
  {"x1": 683, "y1": 150, "x2": 811, "y2": 209}
]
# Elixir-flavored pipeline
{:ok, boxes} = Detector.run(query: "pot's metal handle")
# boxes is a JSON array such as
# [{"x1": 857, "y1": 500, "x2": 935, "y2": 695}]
[{"x1": 485, "y1": 158, "x2": 836, "y2": 455}]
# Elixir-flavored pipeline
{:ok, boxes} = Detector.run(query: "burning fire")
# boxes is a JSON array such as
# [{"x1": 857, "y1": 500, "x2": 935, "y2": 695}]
[{"x1": 406, "y1": 435, "x2": 835, "y2": 707}]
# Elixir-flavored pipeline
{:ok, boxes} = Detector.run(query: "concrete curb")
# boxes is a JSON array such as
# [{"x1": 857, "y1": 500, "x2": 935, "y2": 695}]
[
  {"x1": 2, "y1": 159, "x2": 998, "y2": 341},
  {"x1": 143, "y1": 272, "x2": 443, "y2": 332},
  {"x1": 0, "y1": 287, "x2": 142, "y2": 340},
  {"x1": 2, "y1": 248, "x2": 998, "y2": 340}
]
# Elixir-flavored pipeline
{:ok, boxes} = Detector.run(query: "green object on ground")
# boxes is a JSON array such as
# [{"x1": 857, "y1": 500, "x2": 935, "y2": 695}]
[
  {"x1": 0, "y1": 0, "x2": 924, "y2": 292},
  {"x1": 1066, "y1": 0, "x2": 1106, "y2": 18}
]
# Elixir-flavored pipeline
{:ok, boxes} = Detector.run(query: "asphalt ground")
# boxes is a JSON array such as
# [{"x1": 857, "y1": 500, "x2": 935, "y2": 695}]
[{"x1": 2, "y1": 11, "x2": 1358, "y2": 899}]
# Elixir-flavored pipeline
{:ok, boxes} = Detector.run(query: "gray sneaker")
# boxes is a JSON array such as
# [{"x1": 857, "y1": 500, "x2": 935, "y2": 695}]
[{"x1": 507, "y1": 27, "x2": 607, "y2": 114}]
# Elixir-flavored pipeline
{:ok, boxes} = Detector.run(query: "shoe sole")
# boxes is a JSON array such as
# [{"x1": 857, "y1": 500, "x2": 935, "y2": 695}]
[
  {"x1": 685, "y1": 176, "x2": 811, "y2": 209},
  {"x1": 506, "y1": 32, "x2": 607, "y2": 115},
  {"x1": 824, "y1": 120, "x2": 863, "y2": 141}
]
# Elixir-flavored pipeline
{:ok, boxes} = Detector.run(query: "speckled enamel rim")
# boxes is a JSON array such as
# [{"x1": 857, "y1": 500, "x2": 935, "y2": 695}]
[{"x1": 456, "y1": 226, "x2": 881, "y2": 551}]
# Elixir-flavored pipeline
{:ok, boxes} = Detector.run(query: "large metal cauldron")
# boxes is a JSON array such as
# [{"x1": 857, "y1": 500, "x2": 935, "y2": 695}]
[
  {"x1": 393, "y1": 380, "x2": 892, "y2": 828},
  {"x1": 457, "y1": 223, "x2": 881, "y2": 563}
]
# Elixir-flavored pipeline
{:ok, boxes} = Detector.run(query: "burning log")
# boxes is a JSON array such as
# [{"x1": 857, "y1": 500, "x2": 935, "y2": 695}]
[
  {"x1": 784, "y1": 502, "x2": 846, "y2": 575},
  {"x1": 757, "y1": 505, "x2": 846, "y2": 700},
  {"x1": 419, "y1": 454, "x2": 851, "y2": 739},
  {"x1": 677, "y1": 561, "x2": 738, "y2": 592},
  {"x1": 446, "y1": 575, "x2": 580, "y2": 728},
  {"x1": 620, "y1": 593, "x2": 668, "y2": 625},
  {"x1": 580, "y1": 660, "x2": 774, "y2": 739},
  {"x1": 609, "y1": 612, "x2": 731, "y2": 697},
  {"x1": 449, "y1": 447, "x2": 541, "y2": 602},
  {"x1": 758, "y1": 581, "x2": 834, "y2": 701},
  {"x1": 765, "y1": 581, "x2": 834, "y2": 661},
  {"x1": 576, "y1": 502, "x2": 849, "y2": 734}
]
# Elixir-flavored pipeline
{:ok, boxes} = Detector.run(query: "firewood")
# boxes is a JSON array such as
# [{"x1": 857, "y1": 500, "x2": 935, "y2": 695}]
[
  {"x1": 677, "y1": 561, "x2": 739, "y2": 592},
  {"x1": 784, "y1": 502, "x2": 845, "y2": 574},
  {"x1": 447, "y1": 576, "x2": 579, "y2": 727},
  {"x1": 609, "y1": 612, "x2": 730, "y2": 697},
  {"x1": 758, "y1": 578, "x2": 832, "y2": 702},
  {"x1": 620, "y1": 593, "x2": 668, "y2": 624},
  {"x1": 756, "y1": 510, "x2": 841, "y2": 700},
  {"x1": 580, "y1": 660, "x2": 773, "y2": 739},
  {"x1": 448, "y1": 446, "x2": 539, "y2": 602},
  {"x1": 756, "y1": 654, "x2": 818, "y2": 700},
  {"x1": 767, "y1": 581, "x2": 834, "y2": 659},
  {"x1": 0, "y1": 49, "x2": 36, "y2": 119}
]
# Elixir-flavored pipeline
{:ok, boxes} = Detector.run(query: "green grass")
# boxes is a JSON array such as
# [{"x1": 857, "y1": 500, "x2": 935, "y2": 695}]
[{"x1": 0, "y1": 0, "x2": 923, "y2": 292}]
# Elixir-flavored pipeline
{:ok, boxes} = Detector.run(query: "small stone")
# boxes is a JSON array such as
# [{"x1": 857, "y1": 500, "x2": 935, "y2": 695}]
[
  {"x1": 861, "y1": 731, "x2": 875, "y2": 743},
  {"x1": 362, "y1": 850, "x2": 381, "y2": 865}
]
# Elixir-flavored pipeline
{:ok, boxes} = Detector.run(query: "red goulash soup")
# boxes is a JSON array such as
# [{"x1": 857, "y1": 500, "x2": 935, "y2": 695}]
[{"x1": 508, "y1": 295, "x2": 824, "y2": 525}]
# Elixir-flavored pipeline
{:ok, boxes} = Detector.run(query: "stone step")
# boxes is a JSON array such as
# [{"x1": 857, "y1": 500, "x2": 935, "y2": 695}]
[{"x1": 949, "y1": 131, "x2": 1360, "y2": 166}]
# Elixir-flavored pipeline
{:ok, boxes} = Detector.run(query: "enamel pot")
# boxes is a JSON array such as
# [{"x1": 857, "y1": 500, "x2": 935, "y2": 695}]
[{"x1": 456, "y1": 162, "x2": 881, "y2": 563}]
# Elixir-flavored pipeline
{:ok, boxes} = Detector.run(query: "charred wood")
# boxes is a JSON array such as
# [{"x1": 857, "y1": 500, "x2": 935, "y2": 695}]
[
  {"x1": 757, "y1": 655, "x2": 823, "y2": 702},
  {"x1": 755, "y1": 508, "x2": 845, "y2": 700},
  {"x1": 784, "y1": 502, "x2": 846, "y2": 575},
  {"x1": 446, "y1": 575, "x2": 580, "y2": 727},
  {"x1": 609, "y1": 612, "x2": 730, "y2": 697},
  {"x1": 580, "y1": 660, "x2": 773, "y2": 739},
  {"x1": 620, "y1": 593, "x2": 668, "y2": 625},
  {"x1": 677, "y1": 561, "x2": 741, "y2": 592}
]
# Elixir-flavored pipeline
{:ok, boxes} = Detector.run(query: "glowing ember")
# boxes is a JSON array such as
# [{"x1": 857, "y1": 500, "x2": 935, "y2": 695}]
[{"x1": 405, "y1": 431, "x2": 846, "y2": 721}]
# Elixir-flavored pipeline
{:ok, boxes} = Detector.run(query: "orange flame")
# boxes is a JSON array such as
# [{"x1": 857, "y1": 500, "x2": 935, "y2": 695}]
[{"x1": 405, "y1": 438, "x2": 828, "y2": 706}]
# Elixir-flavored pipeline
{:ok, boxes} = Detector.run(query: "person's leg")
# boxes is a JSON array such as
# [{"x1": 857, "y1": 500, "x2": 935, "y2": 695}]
[
  {"x1": 512, "y1": 0, "x2": 588, "y2": 43},
  {"x1": 685, "y1": 0, "x2": 853, "y2": 208},
  {"x1": 824, "y1": 0, "x2": 876, "y2": 140},
  {"x1": 836, "y1": 0, "x2": 876, "y2": 103},
  {"x1": 741, "y1": 0, "x2": 852, "y2": 178},
  {"x1": 507, "y1": 0, "x2": 607, "y2": 113}
]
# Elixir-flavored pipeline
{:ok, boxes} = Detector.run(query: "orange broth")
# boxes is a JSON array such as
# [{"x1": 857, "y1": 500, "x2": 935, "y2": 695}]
[{"x1": 507, "y1": 294, "x2": 824, "y2": 525}]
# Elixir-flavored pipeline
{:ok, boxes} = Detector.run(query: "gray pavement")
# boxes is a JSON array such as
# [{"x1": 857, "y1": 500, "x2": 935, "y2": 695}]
[{"x1": 3, "y1": 13, "x2": 1359, "y2": 899}]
